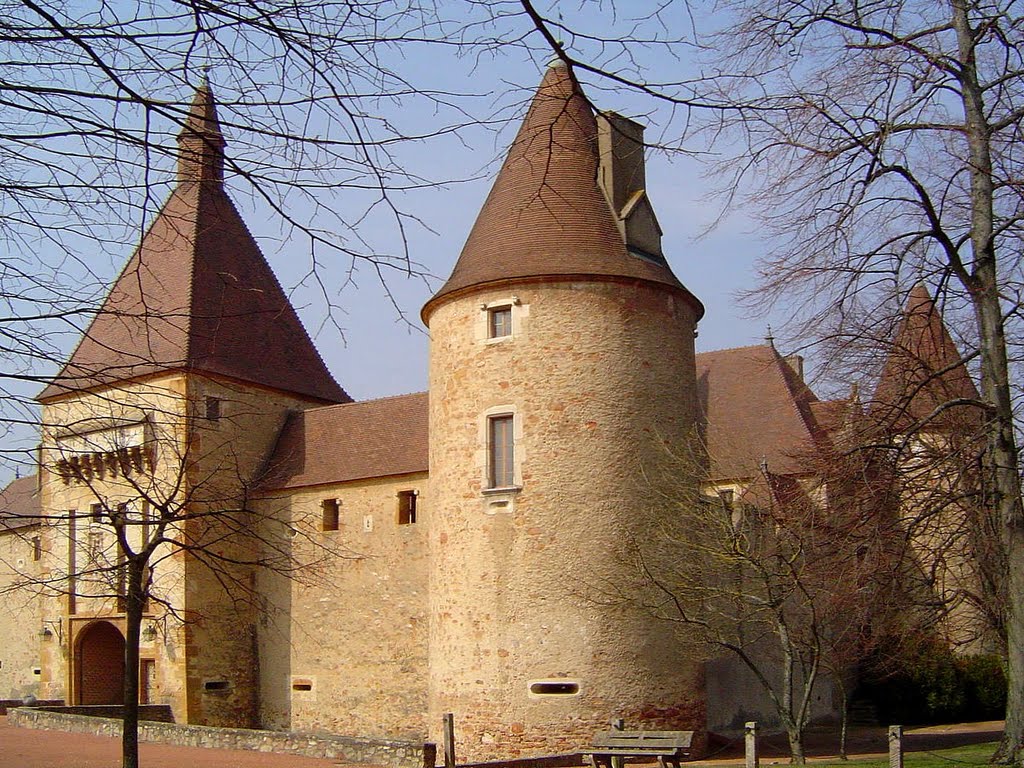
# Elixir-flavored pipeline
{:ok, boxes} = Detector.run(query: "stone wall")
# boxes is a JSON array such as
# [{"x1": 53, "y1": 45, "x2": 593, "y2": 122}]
[
  {"x1": 33, "y1": 703, "x2": 174, "y2": 722},
  {"x1": 37, "y1": 371, "x2": 329, "y2": 727},
  {"x1": 0, "y1": 699, "x2": 63, "y2": 715},
  {"x1": 426, "y1": 279, "x2": 705, "y2": 761},
  {"x1": 8, "y1": 706, "x2": 436, "y2": 768},
  {"x1": 257, "y1": 472, "x2": 430, "y2": 739},
  {"x1": 180, "y1": 374, "x2": 322, "y2": 729},
  {"x1": 0, "y1": 523, "x2": 44, "y2": 700}
]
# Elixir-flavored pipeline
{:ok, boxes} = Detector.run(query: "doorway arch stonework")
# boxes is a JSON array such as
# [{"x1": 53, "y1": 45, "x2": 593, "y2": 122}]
[{"x1": 75, "y1": 620, "x2": 125, "y2": 705}]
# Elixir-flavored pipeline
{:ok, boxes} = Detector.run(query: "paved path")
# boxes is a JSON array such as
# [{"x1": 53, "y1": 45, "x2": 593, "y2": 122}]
[
  {"x1": 0, "y1": 715, "x2": 1004, "y2": 768},
  {"x1": 0, "y1": 716, "x2": 350, "y2": 767}
]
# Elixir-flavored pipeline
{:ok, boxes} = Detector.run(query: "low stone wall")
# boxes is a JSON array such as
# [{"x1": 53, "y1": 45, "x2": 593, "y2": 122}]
[
  {"x1": 0, "y1": 699, "x2": 63, "y2": 715},
  {"x1": 34, "y1": 704, "x2": 174, "y2": 722},
  {"x1": 8, "y1": 707, "x2": 437, "y2": 768}
]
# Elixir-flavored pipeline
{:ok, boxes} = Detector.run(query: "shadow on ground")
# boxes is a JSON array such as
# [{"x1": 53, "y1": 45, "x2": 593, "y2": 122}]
[{"x1": 702, "y1": 721, "x2": 1004, "y2": 761}]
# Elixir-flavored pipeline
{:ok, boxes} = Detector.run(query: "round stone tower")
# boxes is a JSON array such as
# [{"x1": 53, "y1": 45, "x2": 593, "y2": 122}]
[{"x1": 422, "y1": 62, "x2": 706, "y2": 760}]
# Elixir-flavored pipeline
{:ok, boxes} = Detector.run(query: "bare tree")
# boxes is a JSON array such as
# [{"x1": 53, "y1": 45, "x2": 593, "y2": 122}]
[
  {"x1": 606, "y1": 446, "x2": 899, "y2": 765},
  {"x1": 501, "y1": 1, "x2": 1024, "y2": 762},
  {"x1": 0, "y1": 0, "x2": 494, "y2": 479},
  {"x1": 1, "y1": 379, "x2": 353, "y2": 768}
]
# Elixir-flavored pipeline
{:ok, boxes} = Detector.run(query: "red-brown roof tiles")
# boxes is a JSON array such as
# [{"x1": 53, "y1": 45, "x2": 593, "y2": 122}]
[
  {"x1": 696, "y1": 345, "x2": 829, "y2": 481},
  {"x1": 260, "y1": 392, "x2": 428, "y2": 490},
  {"x1": 871, "y1": 284, "x2": 981, "y2": 432},
  {"x1": 40, "y1": 85, "x2": 349, "y2": 405},
  {"x1": 424, "y1": 63, "x2": 700, "y2": 321},
  {"x1": 0, "y1": 474, "x2": 41, "y2": 532}
]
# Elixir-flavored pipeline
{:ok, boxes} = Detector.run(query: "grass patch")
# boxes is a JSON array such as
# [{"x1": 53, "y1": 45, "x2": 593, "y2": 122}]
[{"x1": 809, "y1": 742, "x2": 999, "y2": 768}]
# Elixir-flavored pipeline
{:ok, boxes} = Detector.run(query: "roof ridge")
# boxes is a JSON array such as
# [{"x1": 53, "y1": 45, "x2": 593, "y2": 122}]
[
  {"x1": 39, "y1": 188, "x2": 194, "y2": 401},
  {"x1": 301, "y1": 391, "x2": 429, "y2": 415},
  {"x1": 182, "y1": 182, "x2": 202, "y2": 365},
  {"x1": 768, "y1": 345, "x2": 830, "y2": 451},
  {"x1": 187, "y1": 183, "x2": 347, "y2": 401},
  {"x1": 696, "y1": 343, "x2": 772, "y2": 357}
]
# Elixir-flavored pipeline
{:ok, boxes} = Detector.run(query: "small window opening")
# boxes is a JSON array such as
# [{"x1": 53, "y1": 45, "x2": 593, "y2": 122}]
[
  {"x1": 398, "y1": 490, "x2": 418, "y2": 525},
  {"x1": 31, "y1": 536, "x2": 41, "y2": 562},
  {"x1": 292, "y1": 680, "x2": 313, "y2": 692},
  {"x1": 204, "y1": 680, "x2": 230, "y2": 691},
  {"x1": 321, "y1": 498, "x2": 340, "y2": 531},
  {"x1": 90, "y1": 502, "x2": 103, "y2": 521},
  {"x1": 529, "y1": 681, "x2": 580, "y2": 696},
  {"x1": 205, "y1": 396, "x2": 221, "y2": 422},
  {"x1": 488, "y1": 306, "x2": 512, "y2": 338}
]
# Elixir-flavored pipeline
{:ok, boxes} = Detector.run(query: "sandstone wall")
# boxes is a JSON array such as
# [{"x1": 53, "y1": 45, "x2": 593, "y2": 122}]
[
  {"x1": 0, "y1": 521, "x2": 45, "y2": 699},
  {"x1": 180, "y1": 374, "x2": 330, "y2": 728},
  {"x1": 426, "y1": 279, "x2": 705, "y2": 760},
  {"x1": 37, "y1": 372, "x2": 325, "y2": 727},
  {"x1": 257, "y1": 472, "x2": 430, "y2": 739}
]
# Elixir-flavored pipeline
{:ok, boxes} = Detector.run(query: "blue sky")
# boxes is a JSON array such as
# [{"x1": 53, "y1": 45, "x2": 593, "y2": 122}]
[
  {"x1": 0, "y1": 11, "x2": 797, "y2": 485},
  {"x1": 242, "y1": 64, "x2": 787, "y2": 404}
]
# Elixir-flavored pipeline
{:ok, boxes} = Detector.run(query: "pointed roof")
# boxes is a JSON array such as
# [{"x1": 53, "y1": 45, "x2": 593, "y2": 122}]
[
  {"x1": 40, "y1": 85, "x2": 349, "y2": 404},
  {"x1": 423, "y1": 63, "x2": 701, "y2": 321},
  {"x1": 696, "y1": 344, "x2": 829, "y2": 481},
  {"x1": 871, "y1": 284, "x2": 980, "y2": 432},
  {"x1": 177, "y1": 82, "x2": 226, "y2": 184}
]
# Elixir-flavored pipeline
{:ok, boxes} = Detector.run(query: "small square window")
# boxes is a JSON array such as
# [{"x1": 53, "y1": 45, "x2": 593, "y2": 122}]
[
  {"x1": 488, "y1": 306, "x2": 512, "y2": 339},
  {"x1": 321, "y1": 499, "x2": 340, "y2": 532},
  {"x1": 398, "y1": 490, "x2": 417, "y2": 525},
  {"x1": 205, "y1": 396, "x2": 221, "y2": 422},
  {"x1": 90, "y1": 502, "x2": 103, "y2": 522}
]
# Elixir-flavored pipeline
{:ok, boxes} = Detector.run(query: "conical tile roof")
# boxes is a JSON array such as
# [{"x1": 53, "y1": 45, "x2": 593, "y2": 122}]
[
  {"x1": 871, "y1": 283, "x2": 980, "y2": 432},
  {"x1": 423, "y1": 63, "x2": 700, "y2": 320},
  {"x1": 40, "y1": 85, "x2": 349, "y2": 404}
]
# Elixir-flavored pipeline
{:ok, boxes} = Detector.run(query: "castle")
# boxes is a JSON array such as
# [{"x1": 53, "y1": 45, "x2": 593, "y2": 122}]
[{"x1": 0, "y1": 63, "x2": 987, "y2": 760}]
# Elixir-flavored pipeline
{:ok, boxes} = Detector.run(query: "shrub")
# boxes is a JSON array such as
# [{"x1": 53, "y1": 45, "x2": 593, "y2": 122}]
[{"x1": 859, "y1": 644, "x2": 1005, "y2": 724}]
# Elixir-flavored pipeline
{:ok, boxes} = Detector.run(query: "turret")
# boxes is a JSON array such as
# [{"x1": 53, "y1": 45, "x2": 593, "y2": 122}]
[{"x1": 423, "y1": 63, "x2": 705, "y2": 760}]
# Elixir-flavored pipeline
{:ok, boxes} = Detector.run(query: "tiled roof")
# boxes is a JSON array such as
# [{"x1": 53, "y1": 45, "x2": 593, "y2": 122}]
[
  {"x1": 424, "y1": 63, "x2": 701, "y2": 321},
  {"x1": 258, "y1": 346, "x2": 832, "y2": 490},
  {"x1": 810, "y1": 398, "x2": 856, "y2": 436},
  {"x1": 871, "y1": 284, "x2": 981, "y2": 432},
  {"x1": 40, "y1": 85, "x2": 349, "y2": 405},
  {"x1": 260, "y1": 392, "x2": 428, "y2": 490},
  {"x1": 0, "y1": 475, "x2": 41, "y2": 532},
  {"x1": 740, "y1": 469, "x2": 814, "y2": 513},
  {"x1": 697, "y1": 345, "x2": 828, "y2": 481}
]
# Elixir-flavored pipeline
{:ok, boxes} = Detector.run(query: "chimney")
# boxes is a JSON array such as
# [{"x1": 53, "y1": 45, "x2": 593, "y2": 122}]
[
  {"x1": 784, "y1": 354, "x2": 805, "y2": 381},
  {"x1": 596, "y1": 112, "x2": 663, "y2": 257}
]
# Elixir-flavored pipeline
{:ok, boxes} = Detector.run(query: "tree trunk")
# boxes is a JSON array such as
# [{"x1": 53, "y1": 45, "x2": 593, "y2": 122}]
[
  {"x1": 122, "y1": 560, "x2": 145, "y2": 768},
  {"x1": 785, "y1": 723, "x2": 806, "y2": 765},
  {"x1": 835, "y1": 672, "x2": 849, "y2": 761},
  {"x1": 950, "y1": 3, "x2": 1023, "y2": 763}
]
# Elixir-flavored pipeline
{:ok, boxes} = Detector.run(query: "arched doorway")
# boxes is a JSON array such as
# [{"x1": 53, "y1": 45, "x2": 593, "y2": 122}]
[{"x1": 76, "y1": 621, "x2": 125, "y2": 705}]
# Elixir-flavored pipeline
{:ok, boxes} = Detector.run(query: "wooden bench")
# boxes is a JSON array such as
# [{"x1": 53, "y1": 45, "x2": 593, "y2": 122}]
[{"x1": 587, "y1": 730, "x2": 694, "y2": 768}]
